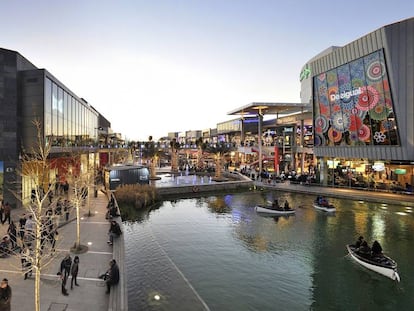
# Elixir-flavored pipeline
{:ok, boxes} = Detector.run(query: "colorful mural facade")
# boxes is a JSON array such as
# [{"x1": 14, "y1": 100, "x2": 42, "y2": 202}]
[{"x1": 313, "y1": 49, "x2": 400, "y2": 146}]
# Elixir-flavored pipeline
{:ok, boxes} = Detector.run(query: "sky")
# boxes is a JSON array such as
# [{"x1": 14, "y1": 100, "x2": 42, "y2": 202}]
[{"x1": 1, "y1": 1, "x2": 413, "y2": 141}]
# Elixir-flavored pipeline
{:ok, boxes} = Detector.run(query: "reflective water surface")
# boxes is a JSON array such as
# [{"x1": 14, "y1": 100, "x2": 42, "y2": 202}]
[{"x1": 124, "y1": 191, "x2": 414, "y2": 310}]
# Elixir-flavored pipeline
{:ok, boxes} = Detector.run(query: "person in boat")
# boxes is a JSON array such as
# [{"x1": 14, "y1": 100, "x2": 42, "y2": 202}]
[
  {"x1": 316, "y1": 196, "x2": 328, "y2": 206},
  {"x1": 371, "y1": 240, "x2": 383, "y2": 257},
  {"x1": 320, "y1": 197, "x2": 329, "y2": 207},
  {"x1": 284, "y1": 200, "x2": 290, "y2": 211},
  {"x1": 358, "y1": 240, "x2": 371, "y2": 256},
  {"x1": 272, "y1": 199, "x2": 280, "y2": 210},
  {"x1": 355, "y1": 236, "x2": 364, "y2": 248},
  {"x1": 316, "y1": 195, "x2": 322, "y2": 204}
]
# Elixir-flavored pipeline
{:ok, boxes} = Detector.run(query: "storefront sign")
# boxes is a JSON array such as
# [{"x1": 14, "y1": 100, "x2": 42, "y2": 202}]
[
  {"x1": 394, "y1": 169, "x2": 406, "y2": 174},
  {"x1": 372, "y1": 162, "x2": 385, "y2": 171}
]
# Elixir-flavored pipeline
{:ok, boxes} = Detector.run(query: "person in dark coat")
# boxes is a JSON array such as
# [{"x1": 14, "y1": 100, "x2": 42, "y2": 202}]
[
  {"x1": 0, "y1": 278, "x2": 12, "y2": 311},
  {"x1": 2, "y1": 202, "x2": 11, "y2": 225},
  {"x1": 107, "y1": 221, "x2": 122, "y2": 245},
  {"x1": 371, "y1": 240, "x2": 383, "y2": 256},
  {"x1": 71, "y1": 256, "x2": 80, "y2": 289},
  {"x1": 21, "y1": 246, "x2": 32, "y2": 280},
  {"x1": 355, "y1": 236, "x2": 364, "y2": 248},
  {"x1": 18, "y1": 213, "x2": 26, "y2": 242},
  {"x1": 60, "y1": 253, "x2": 72, "y2": 294},
  {"x1": 358, "y1": 240, "x2": 371, "y2": 255},
  {"x1": 105, "y1": 259, "x2": 120, "y2": 294},
  {"x1": 7, "y1": 222, "x2": 17, "y2": 249}
]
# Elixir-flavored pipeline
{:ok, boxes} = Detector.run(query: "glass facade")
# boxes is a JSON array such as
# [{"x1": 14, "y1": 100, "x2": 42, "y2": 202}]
[
  {"x1": 44, "y1": 77, "x2": 98, "y2": 146},
  {"x1": 217, "y1": 119, "x2": 242, "y2": 133},
  {"x1": 313, "y1": 49, "x2": 400, "y2": 146}
]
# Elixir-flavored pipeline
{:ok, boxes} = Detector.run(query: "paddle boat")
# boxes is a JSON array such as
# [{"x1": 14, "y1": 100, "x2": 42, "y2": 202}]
[
  {"x1": 346, "y1": 244, "x2": 400, "y2": 282},
  {"x1": 313, "y1": 196, "x2": 336, "y2": 212},
  {"x1": 255, "y1": 200, "x2": 296, "y2": 216}
]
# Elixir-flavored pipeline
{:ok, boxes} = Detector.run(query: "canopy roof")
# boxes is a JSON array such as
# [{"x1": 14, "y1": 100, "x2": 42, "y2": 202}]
[{"x1": 227, "y1": 102, "x2": 309, "y2": 117}]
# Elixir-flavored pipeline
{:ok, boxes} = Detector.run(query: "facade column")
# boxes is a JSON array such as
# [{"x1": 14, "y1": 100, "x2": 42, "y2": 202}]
[
  {"x1": 240, "y1": 118, "x2": 245, "y2": 146},
  {"x1": 258, "y1": 113, "x2": 263, "y2": 180},
  {"x1": 300, "y1": 119, "x2": 305, "y2": 174}
]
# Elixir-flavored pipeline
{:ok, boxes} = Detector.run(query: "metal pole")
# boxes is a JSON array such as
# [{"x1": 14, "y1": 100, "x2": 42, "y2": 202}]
[{"x1": 258, "y1": 112, "x2": 263, "y2": 181}]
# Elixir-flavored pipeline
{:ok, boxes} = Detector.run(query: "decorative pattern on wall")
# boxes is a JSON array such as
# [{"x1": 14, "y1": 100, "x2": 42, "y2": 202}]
[{"x1": 313, "y1": 50, "x2": 400, "y2": 146}]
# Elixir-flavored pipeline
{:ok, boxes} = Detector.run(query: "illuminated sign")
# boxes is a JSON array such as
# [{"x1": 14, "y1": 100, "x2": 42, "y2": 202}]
[
  {"x1": 394, "y1": 169, "x2": 406, "y2": 174},
  {"x1": 300, "y1": 66, "x2": 311, "y2": 81},
  {"x1": 329, "y1": 87, "x2": 363, "y2": 101},
  {"x1": 372, "y1": 162, "x2": 385, "y2": 171}
]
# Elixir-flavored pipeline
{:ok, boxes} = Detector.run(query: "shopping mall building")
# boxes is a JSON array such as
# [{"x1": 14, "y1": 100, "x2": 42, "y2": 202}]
[
  {"x1": 301, "y1": 17, "x2": 414, "y2": 192},
  {"x1": 0, "y1": 47, "x2": 114, "y2": 207}
]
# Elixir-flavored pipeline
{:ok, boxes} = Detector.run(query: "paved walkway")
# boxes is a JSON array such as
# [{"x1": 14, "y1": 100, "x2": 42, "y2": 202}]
[{"x1": 0, "y1": 190, "x2": 116, "y2": 311}]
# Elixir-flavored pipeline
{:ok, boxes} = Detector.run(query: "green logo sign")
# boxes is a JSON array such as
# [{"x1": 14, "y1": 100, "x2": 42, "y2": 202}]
[{"x1": 300, "y1": 66, "x2": 311, "y2": 81}]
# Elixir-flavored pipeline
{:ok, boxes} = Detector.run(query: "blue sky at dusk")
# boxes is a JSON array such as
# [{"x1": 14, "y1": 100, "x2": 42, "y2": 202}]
[{"x1": 0, "y1": 1, "x2": 413, "y2": 140}]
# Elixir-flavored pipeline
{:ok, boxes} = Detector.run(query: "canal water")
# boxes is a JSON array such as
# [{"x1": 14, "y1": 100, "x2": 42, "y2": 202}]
[{"x1": 124, "y1": 191, "x2": 414, "y2": 310}]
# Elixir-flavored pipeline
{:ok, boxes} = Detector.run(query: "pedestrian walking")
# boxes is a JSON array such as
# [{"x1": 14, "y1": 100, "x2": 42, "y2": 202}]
[
  {"x1": 0, "y1": 278, "x2": 12, "y2": 311},
  {"x1": 60, "y1": 253, "x2": 72, "y2": 280},
  {"x1": 2, "y1": 202, "x2": 11, "y2": 225},
  {"x1": 6, "y1": 222, "x2": 17, "y2": 250},
  {"x1": 58, "y1": 253, "x2": 71, "y2": 296},
  {"x1": 21, "y1": 246, "x2": 32, "y2": 280},
  {"x1": 18, "y1": 214, "x2": 26, "y2": 242},
  {"x1": 48, "y1": 228, "x2": 58, "y2": 254},
  {"x1": 25, "y1": 215, "x2": 34, "y2": 245},
  {"x1": 70, "y1": 256, "x2": 80, "y2": 289}
]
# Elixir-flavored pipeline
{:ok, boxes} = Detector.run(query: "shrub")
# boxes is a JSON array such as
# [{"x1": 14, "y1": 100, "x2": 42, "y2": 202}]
[{"x1": 114, "y1": 184, "x2": 159, "y2": 209}]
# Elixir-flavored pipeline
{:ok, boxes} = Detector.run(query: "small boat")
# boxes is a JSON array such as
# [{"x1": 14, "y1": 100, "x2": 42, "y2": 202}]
[
  {"x1": 313, "y1": 196, "x2": 336, "y2": 212},
  {"x1": 313, "y1": 202, "x2": 336, "y2": 212},
  {"x1": 346, "y1": 244, "x2": 400, "y2": 282},
  {"x1": 254, "y1": 205, "x2": 296, "y2": 215}
]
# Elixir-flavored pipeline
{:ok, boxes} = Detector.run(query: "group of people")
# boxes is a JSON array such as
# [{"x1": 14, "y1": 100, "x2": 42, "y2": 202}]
[
  {"x1": 57, "y1": 253, "x2": 80, "y2": 296},
  {"x1": 315, "y1": 195, "x2": 330, "y2": 207},
  {"x1": 354, "y1": 236, "x2": 383, "y2": 257},
  {"x1": 271, "y1": 199, "x2": 292, "y2": 211}
]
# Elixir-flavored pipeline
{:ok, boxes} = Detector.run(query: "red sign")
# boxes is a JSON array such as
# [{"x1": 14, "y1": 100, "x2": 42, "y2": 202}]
[{"x1": 274, "y1": 146, "x2": 279, "y2": 174}]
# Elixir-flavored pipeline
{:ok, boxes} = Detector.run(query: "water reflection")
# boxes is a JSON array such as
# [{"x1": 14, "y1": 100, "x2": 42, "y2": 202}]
[{"x1": 123, "y1": 192, "x2": 414, "y2": 310}]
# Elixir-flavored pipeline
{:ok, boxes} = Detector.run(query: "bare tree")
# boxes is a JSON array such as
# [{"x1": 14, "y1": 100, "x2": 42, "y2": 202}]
[
  {"x1": 13, "y1": 120, "x2": 62, "y2": 311},
  {"x1": 63, "y1": 154, "x2": 93, "y2": 252}
]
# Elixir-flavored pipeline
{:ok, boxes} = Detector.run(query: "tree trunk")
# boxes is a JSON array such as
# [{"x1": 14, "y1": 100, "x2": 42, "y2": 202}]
[
  {"x1": 215, "y1": 153, "x2": 222, "y2": 179},
  {"x1": 150, "y1": 157, "x2": 157, "y2": 178},
  {"x1": 34, "y1": 212, "x2": 42, "y2": 311},
  {"x1": 76, "y1": 200, "x2": 81, "y2": 248},
  {"x1": 171, "y1": 148, "x2": 179, "y2": 172},
  {"x1": 197, "y1": 148, "x2": 203, "y2": 170}
]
